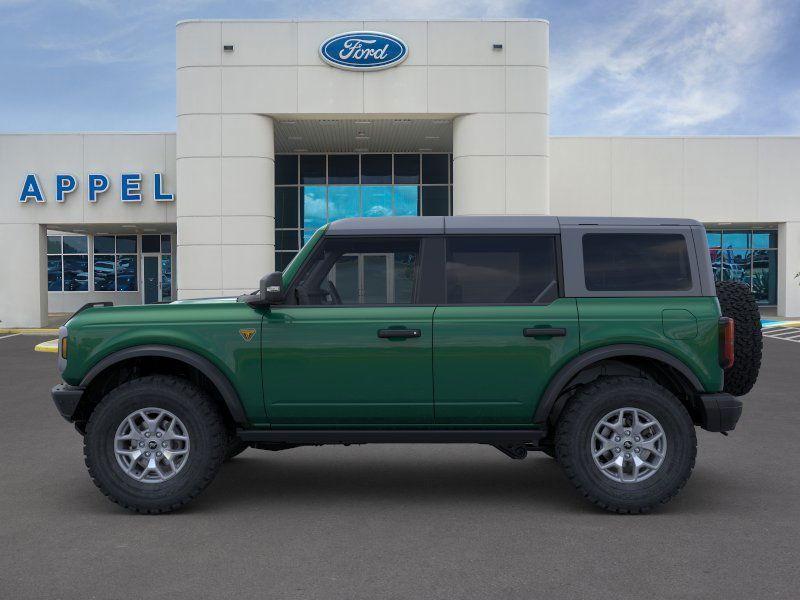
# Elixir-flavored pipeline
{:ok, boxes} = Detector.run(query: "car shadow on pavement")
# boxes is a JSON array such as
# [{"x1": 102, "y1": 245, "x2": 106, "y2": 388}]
[{"x1": 168, "y1": 449, "x2": 744, "y2": 516}]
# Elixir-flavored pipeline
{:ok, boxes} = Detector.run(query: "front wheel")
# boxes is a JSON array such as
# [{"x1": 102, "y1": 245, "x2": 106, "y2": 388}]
[
  {"x1": 84, "y1": 375, "x2": 227, "y2": 514},
  {"x1": 555, "y1": 376, "x2": 696, "y2": 513}
]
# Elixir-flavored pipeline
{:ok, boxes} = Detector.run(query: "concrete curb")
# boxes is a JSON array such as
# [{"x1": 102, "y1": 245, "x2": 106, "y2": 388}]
[
  {"x1": 0, "y1": 328, "x2": 59, "y2": 335},
  {"x1": 34, "y1": 339, "x2": 58, "y2": 353}
]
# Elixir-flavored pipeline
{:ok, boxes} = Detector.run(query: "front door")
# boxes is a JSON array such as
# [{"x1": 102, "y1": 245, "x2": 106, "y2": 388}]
[
  {"x1": 142, "y1": 255, "x2": 160, "y2": 304},
  {"x1": 262, "y1": 236, "x2": 434, "y2": 424},
  {"x1": 433, "y1": 235, "x2": 580, "y2": 423}
]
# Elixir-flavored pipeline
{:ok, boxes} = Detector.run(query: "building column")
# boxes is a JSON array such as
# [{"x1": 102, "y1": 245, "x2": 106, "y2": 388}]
[
  {"x1": 777, "y1": 221, "x2": 800, "y2": 317},
  {"x1": 177, "y1": 114, "x2": 275, "y2": 299},
  {"x1": 0, "y1": 224, "x2": 46, "y2": 328},
  {"x1": 452, "y1": 113, "x2": 549, "y2": 216}
]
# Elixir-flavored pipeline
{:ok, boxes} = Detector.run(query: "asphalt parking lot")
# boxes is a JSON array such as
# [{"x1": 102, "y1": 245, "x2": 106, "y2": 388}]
[{"x1": 1, "y1": 334, "x2": 798, "y2": 599}]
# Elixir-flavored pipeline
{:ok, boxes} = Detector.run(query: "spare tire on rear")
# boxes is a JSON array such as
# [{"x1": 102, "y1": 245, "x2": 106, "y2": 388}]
[{"x1": 715, "y1": 280, "x2": 762, "y2": 396}]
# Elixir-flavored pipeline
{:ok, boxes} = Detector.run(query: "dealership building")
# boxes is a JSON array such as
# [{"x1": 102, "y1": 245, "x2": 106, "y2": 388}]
[{"x1": 1, "y1": 18, "x2": 799, "y2": 327}]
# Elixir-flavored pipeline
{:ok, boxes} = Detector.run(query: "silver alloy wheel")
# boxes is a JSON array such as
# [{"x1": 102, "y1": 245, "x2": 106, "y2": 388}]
[
  {"x1": 591, "y1": 407, "x2": 666, "y2": 483},
  {"x1": 114, "y1": 408, "x2": 190, "y2": 483}
]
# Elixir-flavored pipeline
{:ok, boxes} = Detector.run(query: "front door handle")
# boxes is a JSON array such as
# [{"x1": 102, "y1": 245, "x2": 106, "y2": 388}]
[
  {"x1": 378, "y1": 329, "x2": 422, "y2": 339},
  {"x1": 523, "y1": 327, "x2": 567, "y2": 338}
]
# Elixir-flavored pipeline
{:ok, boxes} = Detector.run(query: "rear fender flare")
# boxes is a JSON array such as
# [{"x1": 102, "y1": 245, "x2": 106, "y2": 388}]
[{"x1": 533, "y1": 344, "x2": 704, "y2": 424}]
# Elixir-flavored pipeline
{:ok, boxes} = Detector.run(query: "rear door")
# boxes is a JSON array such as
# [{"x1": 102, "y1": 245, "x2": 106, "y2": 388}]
[
  {"x1": 433, "y1": 235, "x2": 579, "y2": 424},
  {"x1": 262, "y1": 235, "x2": 435, "y2": 424}
]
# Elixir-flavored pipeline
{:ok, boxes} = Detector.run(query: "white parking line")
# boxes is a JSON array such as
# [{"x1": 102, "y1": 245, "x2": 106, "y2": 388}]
[
  {"x1": 763, "y1": 326, "x2": 800, "y2": 343},
  {"x1": 0, "y1": 333, "x2": 21, "y2": 341}
]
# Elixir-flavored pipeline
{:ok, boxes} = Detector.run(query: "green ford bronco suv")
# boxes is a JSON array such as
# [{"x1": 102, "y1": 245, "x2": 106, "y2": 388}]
[{"x1": 51, "y1": 216, "x2": 762, "y2": 514}]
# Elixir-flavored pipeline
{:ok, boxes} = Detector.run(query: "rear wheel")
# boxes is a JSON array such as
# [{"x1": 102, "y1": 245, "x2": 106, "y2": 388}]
[
  {"x1": 84, "y1": 375, "x2": 227, "y2": 514},
  {"x1": 555, "y1": 376, "x2": 696, "y2": 514},
  {"x1": 715, "y1": 280, "x2": 762, "y2": 396}
]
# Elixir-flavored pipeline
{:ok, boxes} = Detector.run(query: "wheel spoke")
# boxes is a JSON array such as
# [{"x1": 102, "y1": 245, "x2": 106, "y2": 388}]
[
  {"x1": 115, "y1": 407, "x2": 190, "y2": 484},
  {"x1": 591, "y1": 406, "x2": 666, "y2": 484}
]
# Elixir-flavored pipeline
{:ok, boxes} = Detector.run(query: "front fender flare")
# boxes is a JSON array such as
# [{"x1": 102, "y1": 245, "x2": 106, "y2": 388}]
[
  {"x1": 79, "y1": 345, "x2": 248, "y2": 426},
  {"x1": 533, "y1": 344, "x2": 704, "y2": 424}
]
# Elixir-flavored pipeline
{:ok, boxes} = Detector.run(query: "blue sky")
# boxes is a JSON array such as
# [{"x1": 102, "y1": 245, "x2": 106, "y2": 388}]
[{"x1": 1, "y1": 0, "x2": 798, "y2": 135}]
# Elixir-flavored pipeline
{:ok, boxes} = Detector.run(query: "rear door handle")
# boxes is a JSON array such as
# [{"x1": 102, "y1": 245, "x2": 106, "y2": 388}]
[
  {"x1": 523, "y1": 327, "x2": 566, "y2": 338},
  {"x1": 378, "y1": 329, "x2": 422, "y2": 339}
]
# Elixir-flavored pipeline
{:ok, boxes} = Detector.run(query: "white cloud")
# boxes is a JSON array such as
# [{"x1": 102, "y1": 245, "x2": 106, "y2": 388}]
[{"x1": 551, "y1": 0, "x2": 791, "y2": 133}]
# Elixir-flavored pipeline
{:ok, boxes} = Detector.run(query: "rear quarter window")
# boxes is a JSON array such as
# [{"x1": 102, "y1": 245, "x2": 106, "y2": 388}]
[{"x1": 582, "y1": 233, "x2": 692, "y2": 292}]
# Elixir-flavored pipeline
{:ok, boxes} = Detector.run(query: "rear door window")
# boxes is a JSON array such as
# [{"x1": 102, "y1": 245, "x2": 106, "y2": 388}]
[
  {"x1": 445, "y1": 236, "x2": 558, "y2": 304},
  {"x1": 582, "y1": 233, "x2": 692, "y2": 291}
]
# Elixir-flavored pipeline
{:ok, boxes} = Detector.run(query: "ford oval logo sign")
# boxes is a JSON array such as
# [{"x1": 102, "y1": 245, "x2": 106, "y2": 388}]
[{"x1": 320, "y1": 31, "x2": 408, "y2": 71}]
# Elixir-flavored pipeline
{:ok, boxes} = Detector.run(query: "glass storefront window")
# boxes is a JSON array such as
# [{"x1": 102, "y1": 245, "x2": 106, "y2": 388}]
[
  {"x1": 47, "y1": 256, "x2": 62, "y2": 291},
  {"x1": 63, "y1": 255, "x2": 89, "y2": 291},
  {"x1": 362, "y1": 186, "x2": 392, "y2": 217},
  {"x1": 116, "y1": 255, "x2": 137, "y2": 291},
  {"x1": 707, "y1": 228, "x2": 778, "y2": 305},
  {"x1": 300, "y1": 155, "x2": 325, "y2": 184},
  {"x1": 93, "y1": 255, "x2": 115, "y2": 291},
  {"x1": 361, "y1": 154, "x2": 391, "y2": 184},
  {"x1": 116, "y1": 235, "x2": 137, "y2": 254},
  {"x1": 162, "y1": 255, "x2": 172, "y2": 300},
  {"x1": 422, "y1": 154, "x2": 448, "y2": 184},
  {"x1": 47, "y1": 234, "x2": 88, "y2": 292},
  {"x1": 275, "y1": 187, "x2": 299, "y2": 229},
  {"x1": 94, "y1": 235, "x2": 115, "y2": 253},
  {"x1": 328, "y1": 186, "x2": 360, "y2": 221},
  {"x1": 47, "y1": 235, "x2": 62, "y2": 254},
  {"x1": 328, "y1": 155, "x2": 358, "y2": 184},
  {"x1": 394, "y1": 186, "x2": 419, "y2": 216},
  {"x1": 275, "y1": 153, "x2": 452, "y2": 269},
  {"x1": 142, "y1": 234, "x2": 161, "y2": 253},
  {"x1": 275, "y1": 154, "x2": 298, "y2": 185},
  {"x1": 302, "y1": 186, "x2": 327, "y2": 230},
  {"x1": 394, "y1": 154, "x2": 420, "y2": 184}
]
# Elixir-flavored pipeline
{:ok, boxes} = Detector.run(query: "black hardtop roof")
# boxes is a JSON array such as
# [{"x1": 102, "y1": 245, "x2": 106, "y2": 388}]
[{"x1": 325, "y1": 216, "x2": 702, "y2": 236}]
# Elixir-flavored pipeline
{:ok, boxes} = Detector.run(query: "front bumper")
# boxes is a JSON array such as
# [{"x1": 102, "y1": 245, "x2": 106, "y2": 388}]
[
  {"x1": 51, "y1": 384, "x2": 84, "y2": 422},
  {"x1": 698, "y1": 393, "x2": 743, "y2": 432}
]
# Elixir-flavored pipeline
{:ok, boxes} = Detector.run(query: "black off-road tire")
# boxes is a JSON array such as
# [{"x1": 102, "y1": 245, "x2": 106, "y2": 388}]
[
  {"x1": 715, "y1": 280, "x2": 763, "y2": 396},
  {"x1": 555, "y1": 376, "x2": 696, "y2": 514},
  {"x1": 224, "y1": 437, "x2": 249, "y2": 462},
  {"x1": 84, "y1": 375, "x2": 227, "y2": 514}
]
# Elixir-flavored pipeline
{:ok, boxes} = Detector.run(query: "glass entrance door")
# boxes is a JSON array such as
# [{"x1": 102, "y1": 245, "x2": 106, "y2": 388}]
[{"x1": 142, "y1": 255, "x2": 160, "y2": 304}]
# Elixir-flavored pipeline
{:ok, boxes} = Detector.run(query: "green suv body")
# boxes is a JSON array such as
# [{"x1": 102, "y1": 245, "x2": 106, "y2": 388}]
[{"x1": 52, "y1": 216, "x2": 760, "y2": 514}]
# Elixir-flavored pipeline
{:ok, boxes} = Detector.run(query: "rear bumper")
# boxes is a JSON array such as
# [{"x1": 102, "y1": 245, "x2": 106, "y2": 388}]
[
  {"x1": 698, "y1": 393, "x2": 743, "y2": 432},
  {"x1": 51, "y1": 384, "x2": 84, "y2": 422}
]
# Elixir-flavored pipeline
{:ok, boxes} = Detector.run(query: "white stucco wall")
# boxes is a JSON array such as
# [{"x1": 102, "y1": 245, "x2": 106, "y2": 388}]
[
  {"x1": 175, "y1": 19, "x2": 550, "y2": 298},
  {"x1": 0, "y1": 133, "x2": 176, "y2": 327},
  {"x1": 550, "y1": 136, "x2": 800, "y2": 315}
]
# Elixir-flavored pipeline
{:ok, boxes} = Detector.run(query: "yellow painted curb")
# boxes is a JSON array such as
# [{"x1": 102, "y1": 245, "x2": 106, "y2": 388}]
[
  {"x1": 34, "y1": 339, "x2": 59, "y2": 353},
  {"x1": 0, "y1": 328, "x2": 59, "y2": 335}
]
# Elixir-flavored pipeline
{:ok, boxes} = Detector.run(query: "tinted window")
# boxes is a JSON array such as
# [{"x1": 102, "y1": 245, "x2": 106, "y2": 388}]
[
  {"x1": 62, "y1": 235, "x2": 87, "y2": 254},
  {"x1": 141, "y1": 234, "x2": 160, "y2": 253},
  {"x1": 328, "y1": 155, "x2": 358, "y2": 184},
  {"x1": 422, "y1": 154, "x2": 448, "y2": 184},
  {"x1": 361, "y1": 154, "x2": 391, "y2": 184},
  {"x1": 446, "y1": 236, "x2": 558, "y2": 304},
  {"x1": 275, "y1": 155, "x2": 298, "y2": 185},
  {"x1": 94, "y1": 235, "x2": 115, "y2": 253},
  {"x1": 583, "y1": 233, "x2": 692, "y2": 291},
  {"x1": 300, "y1": 155, "x2": 326, "y2": 184},
  {"x1": 296, "y1": 238, "x2": 420, "y2": 305}
]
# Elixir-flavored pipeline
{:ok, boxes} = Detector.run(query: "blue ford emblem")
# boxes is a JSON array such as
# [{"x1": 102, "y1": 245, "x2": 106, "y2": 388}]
[{"x1": 320, "y1": 31, "x2": 408, "y2": 71}]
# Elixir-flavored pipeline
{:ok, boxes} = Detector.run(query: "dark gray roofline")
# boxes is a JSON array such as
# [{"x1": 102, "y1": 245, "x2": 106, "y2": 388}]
[{"x1": 325, "y1": 215, "x2": 703, "y2": 236}]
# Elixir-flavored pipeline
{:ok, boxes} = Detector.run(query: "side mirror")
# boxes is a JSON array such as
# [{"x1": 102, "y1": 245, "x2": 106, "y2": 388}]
[
  {"x1": 238, "y1": 271, "x2": 283, "y2": 306},
  {"x1": 259, "y1": 271, "x2": 284, "y2": 305}
]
